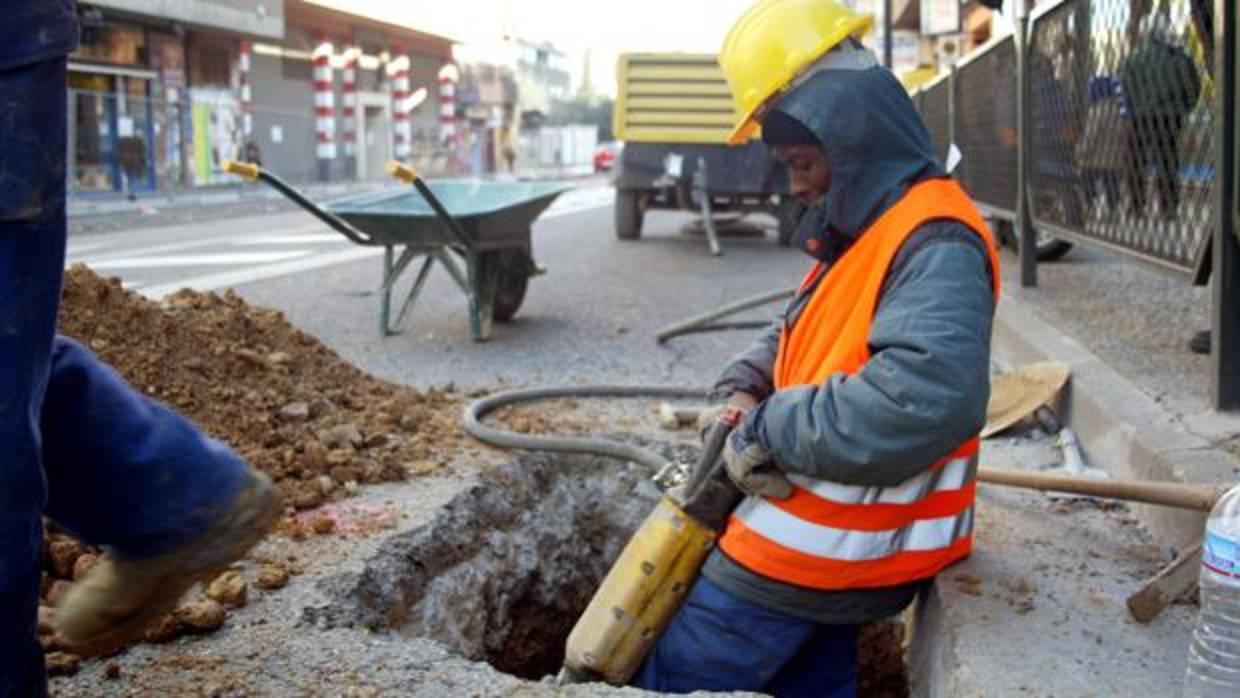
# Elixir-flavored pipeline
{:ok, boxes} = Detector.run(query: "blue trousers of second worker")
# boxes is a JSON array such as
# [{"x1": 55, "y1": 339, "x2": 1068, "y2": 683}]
[
  {"x1": 632, "y1": 575, "x2": 858, "y2": 698},
  {"x1": 0, "y1": 56, "x2": 252, "y2": 698}
]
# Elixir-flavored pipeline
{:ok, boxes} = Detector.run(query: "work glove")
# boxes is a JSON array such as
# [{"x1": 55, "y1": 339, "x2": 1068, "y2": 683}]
[{"x1": 722, "y1": 414, "x2": 792, "y2": 500}]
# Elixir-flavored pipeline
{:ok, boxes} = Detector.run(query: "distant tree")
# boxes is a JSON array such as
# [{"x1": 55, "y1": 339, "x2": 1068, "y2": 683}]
[{"x1": 549, "y1": 96, "x2": 614, "y2": 141}]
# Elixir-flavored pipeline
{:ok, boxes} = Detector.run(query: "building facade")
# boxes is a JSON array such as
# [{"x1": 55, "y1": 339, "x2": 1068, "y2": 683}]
[{"x1": 69, "y1": 0, "x2": 455, "y2": 195}]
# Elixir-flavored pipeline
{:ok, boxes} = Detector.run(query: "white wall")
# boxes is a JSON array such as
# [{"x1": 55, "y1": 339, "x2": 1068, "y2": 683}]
[{"x1": 521, "y1": 124, "x2": 597, "y2": 167}]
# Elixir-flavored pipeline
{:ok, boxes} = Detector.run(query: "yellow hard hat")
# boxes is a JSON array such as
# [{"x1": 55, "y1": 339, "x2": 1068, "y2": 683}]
[{"x1": 720, "y1": 0, "x2": 873, "y2": 145}]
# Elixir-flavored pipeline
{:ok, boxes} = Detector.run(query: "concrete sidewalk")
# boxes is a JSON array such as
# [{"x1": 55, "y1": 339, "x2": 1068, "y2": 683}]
[
  {"x1": 907, "y1": 247, "x2": 1235, "y2": 697},
  {"x1": 911, "y1": 441, "x2": 1197, "y2": 697},
  {"x1": 990, "y1": 248, "x2": 1238, "y2": 547}
]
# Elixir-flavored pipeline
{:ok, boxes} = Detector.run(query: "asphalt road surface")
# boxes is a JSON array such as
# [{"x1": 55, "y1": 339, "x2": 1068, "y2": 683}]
[
  {"x1": 68, "y1": 183, "x2": 1213, "y2": 419},
  {"x1": 68, "y1": 183, "x2": 806, "y2": 393}
]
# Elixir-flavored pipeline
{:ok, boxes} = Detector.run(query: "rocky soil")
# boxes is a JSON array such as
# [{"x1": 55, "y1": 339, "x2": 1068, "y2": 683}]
[{"x1": 41, "y1": 266, "x2": 469, "y2": 668}]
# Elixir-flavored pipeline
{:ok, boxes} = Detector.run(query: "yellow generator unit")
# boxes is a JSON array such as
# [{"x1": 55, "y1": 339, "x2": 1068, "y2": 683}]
[{"x1": 610, "y1": 53, "x2": 798, "y2": 250}]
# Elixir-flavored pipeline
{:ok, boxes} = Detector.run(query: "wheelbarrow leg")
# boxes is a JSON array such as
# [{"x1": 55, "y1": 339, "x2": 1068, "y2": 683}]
[
  {"x1": 380, "y1": 246, "x2": 394, "y2": 336},
  {"x1": 394, "y1": 254, "x2": 436, "y2": 332},
  {"x1": 379, "y1": 245, "x2": 421, "y2": 336},
  {"x1": 464, "y1": 251, "x2": 497, "y2": 342},
  {"x1": 433, "y1": 249, "x2": 490, "y2": 340},
  {"x1": 434, "y1": 249, "x2": 470, "y2": 293}
]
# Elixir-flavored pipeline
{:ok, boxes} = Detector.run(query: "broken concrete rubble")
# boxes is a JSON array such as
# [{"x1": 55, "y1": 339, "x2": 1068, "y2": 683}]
[{"x1": 307, "y1": 452, "x2": 908, "y2": 690}]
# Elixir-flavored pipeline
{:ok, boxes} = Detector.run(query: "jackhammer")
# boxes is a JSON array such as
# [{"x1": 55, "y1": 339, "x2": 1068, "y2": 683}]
[
  {"x1": 462, "y1": 384, "x2": 735, "y2": 684},
  {"x1": 556, "y1": 408, "x2": 742, "y2": 684}
]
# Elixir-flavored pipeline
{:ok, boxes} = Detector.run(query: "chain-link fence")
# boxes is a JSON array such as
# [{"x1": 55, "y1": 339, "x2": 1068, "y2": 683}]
[
  {"x1": 921, "y1": 74, "x2": 952, "y2": 167},
  {"x1": 912, "y1": 0, "x2": 1217, "y2": 276},
  {"x1": 1028, "y1": 0, "x2": 1214, "y2": 272},
  {"x1": 954, "y1": 35, "x2": 1021, "y2": 218}
]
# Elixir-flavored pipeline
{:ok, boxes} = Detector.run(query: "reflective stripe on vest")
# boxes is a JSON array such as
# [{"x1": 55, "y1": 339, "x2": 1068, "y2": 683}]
[
  {"x1": 787, "y1": 456, "x2": 974, "y2": 509},
  {"x1": 734, "y1": 499, "x2": 975, "y2": 561},
  {"x1": 718, "y1": 177, "x2": 1001, "y2": 591}
]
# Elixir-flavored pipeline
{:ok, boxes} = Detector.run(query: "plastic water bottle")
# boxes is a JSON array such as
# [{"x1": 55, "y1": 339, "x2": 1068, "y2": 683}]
[{"x1": 1184, "y1": 484, "x2": 1240, "y2": 697}]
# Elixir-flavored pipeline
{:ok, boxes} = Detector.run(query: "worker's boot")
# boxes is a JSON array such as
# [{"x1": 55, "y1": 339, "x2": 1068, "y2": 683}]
[{"x1": 54, "y1": 469, "x2": 283, "y2": 657}]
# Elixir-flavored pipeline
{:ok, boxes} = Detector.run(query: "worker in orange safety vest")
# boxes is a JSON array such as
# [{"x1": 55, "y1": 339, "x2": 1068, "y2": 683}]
[{"x1": 630, "y1": 1, "x2": 1001, "y2": 695}]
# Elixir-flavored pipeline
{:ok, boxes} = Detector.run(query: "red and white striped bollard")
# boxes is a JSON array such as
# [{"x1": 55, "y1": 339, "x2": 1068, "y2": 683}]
[
  {"x1": 313, "y1": 41, "x2": 336, "y2": 180},
  {"x1": 438, "y1": 63, "x2": 459, "y2": 173},
  {"x1": 341, "y1": 47, "x2": 359, "y2": 173},
  {"x1": 239, "y1": 40, "x2": 252, "y2": 144},
  {"x1": 389, "y1": 55, "x2": 412, "y2": 162}
]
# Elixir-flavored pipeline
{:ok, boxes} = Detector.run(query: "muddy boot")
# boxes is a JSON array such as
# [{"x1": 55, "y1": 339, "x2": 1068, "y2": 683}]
[{"x1": 54, "y1": 470, "x2": 283, "y2": 656}]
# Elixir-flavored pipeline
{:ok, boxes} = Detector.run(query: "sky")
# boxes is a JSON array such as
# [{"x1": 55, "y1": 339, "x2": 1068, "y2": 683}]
[{"x1": 306, "y1": 0, "x2": 755, "y2": 96}]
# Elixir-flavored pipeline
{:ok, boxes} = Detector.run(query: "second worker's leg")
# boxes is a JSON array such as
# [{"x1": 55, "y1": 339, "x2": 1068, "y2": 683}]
[
  {"x1": 0, "y1": 56, "x2": 71, "y2": 698},
  {"x1": 44, "y1": 338, "x2": 283, "y2": 656}
]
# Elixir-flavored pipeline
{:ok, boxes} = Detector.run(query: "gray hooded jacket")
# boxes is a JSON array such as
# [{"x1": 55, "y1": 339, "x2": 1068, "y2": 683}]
[{"x1": 701, "y1": 47, "x2": 997, "y2": 625}]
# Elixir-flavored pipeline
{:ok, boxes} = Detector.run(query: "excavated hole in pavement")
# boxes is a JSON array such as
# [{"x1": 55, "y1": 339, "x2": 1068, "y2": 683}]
[{"x1": 310, "y1": 451, "x2": 909, "y2": 694}]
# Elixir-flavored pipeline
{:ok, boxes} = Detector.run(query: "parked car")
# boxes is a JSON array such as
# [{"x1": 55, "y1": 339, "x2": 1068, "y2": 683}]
[{"x1": 594, "y1": 141, "x2": 622, "y2": 172}]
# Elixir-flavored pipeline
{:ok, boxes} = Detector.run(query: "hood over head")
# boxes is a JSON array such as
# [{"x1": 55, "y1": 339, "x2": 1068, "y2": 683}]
[{"x1": 764, "y1": 41, "x2": 943, "y2": 258}]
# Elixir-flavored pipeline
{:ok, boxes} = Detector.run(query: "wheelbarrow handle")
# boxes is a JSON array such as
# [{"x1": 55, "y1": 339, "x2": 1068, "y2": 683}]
[
  {"x1": 385, "y1": 161, "x2": 475, "y2": 251},
  {"x1": 222, "y1": 159, "x2": 261, "y2": 181},
  {"x1": 221, "y1": 159, "x2": 375, "y2": 246}
]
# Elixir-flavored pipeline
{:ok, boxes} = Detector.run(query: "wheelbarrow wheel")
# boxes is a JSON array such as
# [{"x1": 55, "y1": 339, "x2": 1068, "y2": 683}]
[{"x1": 490, "y1": 249, "x2": 530, "y2": 322}]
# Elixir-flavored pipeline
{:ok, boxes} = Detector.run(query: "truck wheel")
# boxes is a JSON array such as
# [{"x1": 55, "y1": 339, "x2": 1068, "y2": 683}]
[
  {"x1": 775, "y1": 198, "x2": 805, "y2": 247},
  {"x1": 490, "y1": 249, "x2": 530, "y2": 322},
  {"x1": 615, "y1": 189, "x2": 644, "y2": 240}
]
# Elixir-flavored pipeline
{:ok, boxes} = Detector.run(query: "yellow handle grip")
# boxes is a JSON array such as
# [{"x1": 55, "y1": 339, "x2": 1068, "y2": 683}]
[
  {"x1": 222, "y1": 160, "x2": 260, "y2": 181},
  {"x1": 385, "y1": 160, "x2": 419, "y2": 184}
]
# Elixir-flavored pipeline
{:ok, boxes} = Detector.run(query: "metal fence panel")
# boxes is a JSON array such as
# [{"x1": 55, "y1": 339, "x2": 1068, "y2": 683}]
[
  {"x1": 954, "y1": 36, "x2": 1020, "y2": 216},
  {"x1": 1027, "y1": 0, "x2": 1216, "y2": 273},
  {"x1": 921, "y1": 77, "x2": 952, "y2": 166}
]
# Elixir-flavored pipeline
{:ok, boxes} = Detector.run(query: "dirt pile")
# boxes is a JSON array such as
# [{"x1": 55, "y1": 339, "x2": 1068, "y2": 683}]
[
  {"x1": 58, "y1": 265, "x2": 466, "y2": 504},
  {"x1": 41, "y1": 266, "x2": 468, "y2": 663}
]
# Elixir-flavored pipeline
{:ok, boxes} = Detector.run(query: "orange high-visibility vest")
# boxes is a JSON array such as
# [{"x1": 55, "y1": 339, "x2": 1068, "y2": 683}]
[{"x1": 718, "y1": 177, "x2": 1001, "y2": 591}]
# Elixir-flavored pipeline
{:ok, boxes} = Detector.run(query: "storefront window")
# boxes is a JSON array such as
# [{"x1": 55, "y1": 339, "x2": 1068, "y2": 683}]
[
  {"x1": 68, "y1": 21, "x2": 156, "y2": 193},
  {"x1": 69, "y1": 72, "x2": 116, "y2": 192},
  {"x1": 68, "y1": 71, "x2": 159, "y2": 194},
  {"x1": 150, "y1": 34, "x2": 190, "y2": 188},
  {"x1": 117, "y1": 78, "x2": 156, "y2": 192}
]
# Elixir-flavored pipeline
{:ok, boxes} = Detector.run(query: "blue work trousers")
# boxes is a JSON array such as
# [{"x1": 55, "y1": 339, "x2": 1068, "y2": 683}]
[
  {"x1": 0, "y1": 57, "x2": 250, "y2": 698},
  {"x1": 632, "y1": 576, "x2": 858, "y2": 698}
]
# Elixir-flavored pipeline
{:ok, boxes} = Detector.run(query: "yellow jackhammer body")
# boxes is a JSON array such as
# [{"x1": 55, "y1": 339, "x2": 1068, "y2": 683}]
[{"x1": 558, "y1": 413, "x2": 743, "y2": 685}]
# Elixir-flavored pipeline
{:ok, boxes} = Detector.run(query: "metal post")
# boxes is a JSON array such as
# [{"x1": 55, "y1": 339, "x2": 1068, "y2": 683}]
[
  {"x1": 1016, "y1": 13, "x2": 1038, "y2": 287},
  {"x1": 1212, "y1": 0, "x2": 1240, "y2": 409},
  {"x1": 694, "y1": 157, "x2": 722, "y2": 256},
  {"x1": 883, "y1": 0, "x2": 894, "y2": 69},
  {"x1": 948, "y1": 63, "x2": 957, "y2": 154}
]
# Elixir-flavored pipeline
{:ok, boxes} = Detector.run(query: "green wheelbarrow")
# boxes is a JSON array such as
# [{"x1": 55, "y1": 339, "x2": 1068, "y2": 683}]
[{"x1": 222, "y1": 160, "x2": 567, "y2": 341}]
